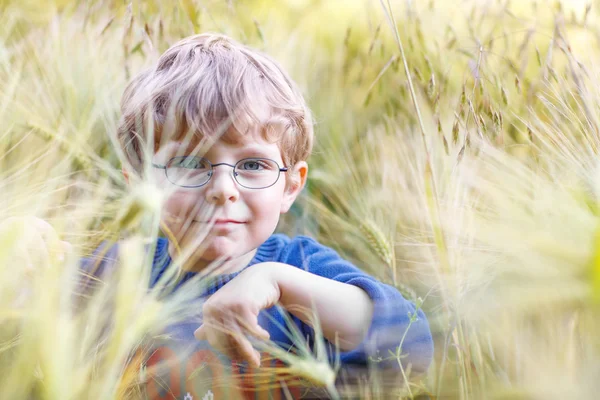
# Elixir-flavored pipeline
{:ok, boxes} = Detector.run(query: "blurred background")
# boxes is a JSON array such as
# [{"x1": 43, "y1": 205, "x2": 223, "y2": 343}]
[{"x1": 2, "y1": 0, "x2": 600, "y2": 398}]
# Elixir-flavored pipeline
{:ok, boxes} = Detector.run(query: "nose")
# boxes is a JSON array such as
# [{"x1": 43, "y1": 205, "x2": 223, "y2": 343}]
[{"x1": 204, "y1": 165, "x2": 239, "y2": 205}]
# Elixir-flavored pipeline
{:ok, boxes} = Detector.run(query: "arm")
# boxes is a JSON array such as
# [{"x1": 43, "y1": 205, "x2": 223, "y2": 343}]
[
  {"x1": 276, "y1": 236, "x2": 434, "y2": 373},
  {"x1": 194, "y1": 235, "x2": 434, "y2": 373},
  {"x1": 267, "y1": 262, "x2": 374, "y2": 351}
]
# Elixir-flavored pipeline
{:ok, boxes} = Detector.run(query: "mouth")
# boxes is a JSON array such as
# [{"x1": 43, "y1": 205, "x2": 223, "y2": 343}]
[
  {"x1": 214, "y1": 219, "x2": 244, "y2": 225},
  {"x1": 195, "y1": 219, "x2": 245, "y2": 225}
]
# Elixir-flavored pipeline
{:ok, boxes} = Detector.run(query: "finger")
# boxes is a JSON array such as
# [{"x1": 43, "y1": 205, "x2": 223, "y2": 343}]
[
  {"x1": 223, "y1": 318, "x2": 262, "y2": 368},
  {"x1": 237, "y1": 310, "x2": 270, "y2": 341},
  {"x1": 23, "y1": 253, "x2": 34, "y2": 277},
  {"x1": 233, "y1": 335, "x2": 262, "y2": 368},
  {"x1": 197, "y1": 319, "x2": 237, "y2": 359},
  {"x1": 29, "y1": 230, "x2": 50, "y2": 269},
  {"x1": 216, "y1": 317, "x2": 249, "y2": 362},
  {"x1": 196, "y1": 310, "x2": 232, "y2": 341},
  {"x1": 251, "y1": 325, "x2": 270, "y2": 341},
  {"x1": 194, "y1": 325, "x2": 207, "y2": 340},
  {"x1": 32, "y1": 218, "x2": 64, "y2": 253},
  {"x1": 38, "y1": 224, "x2": 63, "y2": 262},
  {"x1": 59, "y1": 241, "x2": 72, "y2": 262},
  {"x1": 34, "y1": 218, "x2": 59, "y2": 242},
  {"x1": 210, "y1": 327, "x2": 238, "y2": 360}
]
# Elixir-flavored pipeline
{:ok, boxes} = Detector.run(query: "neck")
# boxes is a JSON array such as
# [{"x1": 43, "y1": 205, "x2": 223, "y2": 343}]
[{"x1": 167, "y1": 242, "x2": 257, "y2": 276}]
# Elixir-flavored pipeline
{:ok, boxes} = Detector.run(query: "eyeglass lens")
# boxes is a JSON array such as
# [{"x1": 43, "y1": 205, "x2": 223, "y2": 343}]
[{"x1": 165, "y1": 156, "x2": 281, "y2": 189}]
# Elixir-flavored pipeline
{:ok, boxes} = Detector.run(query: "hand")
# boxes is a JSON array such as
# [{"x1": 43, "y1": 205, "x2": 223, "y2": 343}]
[
  {"x1": 0, "y1": 216, "x2": 72, "y2": 306},
  {"x1": 194, "y1": 262, "x2": 281, "y2": 368}
]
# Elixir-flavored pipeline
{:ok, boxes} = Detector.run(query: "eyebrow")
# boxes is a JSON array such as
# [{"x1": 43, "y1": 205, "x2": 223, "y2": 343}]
[
  {"x1": 159, "y1": 141, "x2": 280, "y2": 161},
  {"x1": 237, "y1": 146, "x2": 276, "y2": 158},
  {"x1": 161, "y1": 141, "x2": 208, "y2": 157}
]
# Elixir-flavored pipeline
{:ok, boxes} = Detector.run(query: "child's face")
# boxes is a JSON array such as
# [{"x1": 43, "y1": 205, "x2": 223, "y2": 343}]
[{"x1": 146, "y1": 134, "x2": 307, "y2": 271}]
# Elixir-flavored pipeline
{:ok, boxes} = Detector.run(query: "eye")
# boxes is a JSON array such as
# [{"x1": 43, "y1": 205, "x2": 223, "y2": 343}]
[
  {"x1": 171, "y1": 156, "x2": 209, "y2": 169},
  {"x1": 239, "y1": 159, "x2": 267, "y2": 170}
]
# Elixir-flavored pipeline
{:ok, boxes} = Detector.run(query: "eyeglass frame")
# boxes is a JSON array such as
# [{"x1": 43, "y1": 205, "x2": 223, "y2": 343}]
[{"x1": 151, "y1": 156, "x2": 289, "y2": 189}]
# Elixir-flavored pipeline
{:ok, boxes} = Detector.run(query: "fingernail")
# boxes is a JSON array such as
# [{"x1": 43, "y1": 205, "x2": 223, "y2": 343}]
[{"x1": 254, "y1": 352, "x2": 261, "y2": 368}]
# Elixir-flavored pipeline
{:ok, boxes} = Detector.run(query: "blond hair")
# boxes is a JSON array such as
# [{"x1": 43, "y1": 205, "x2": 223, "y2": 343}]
[{"x1": 117, "y1": 33, "x2": 314, "y2": 177}]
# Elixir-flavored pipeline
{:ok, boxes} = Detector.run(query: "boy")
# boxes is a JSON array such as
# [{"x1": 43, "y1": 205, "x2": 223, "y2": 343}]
[{"x1": 88, "y1": 33, "x2": 433, "y2": 398}]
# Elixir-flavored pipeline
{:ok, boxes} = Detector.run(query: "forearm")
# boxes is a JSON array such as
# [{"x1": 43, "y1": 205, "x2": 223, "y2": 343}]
[{"x1": 267, "y1": 262, "x2": 374, "y2": 351}]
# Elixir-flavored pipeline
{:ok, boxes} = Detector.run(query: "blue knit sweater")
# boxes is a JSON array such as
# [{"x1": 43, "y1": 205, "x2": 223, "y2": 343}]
[{"x1": 81, "y1": 234, "x2": 434, "y2": 398}]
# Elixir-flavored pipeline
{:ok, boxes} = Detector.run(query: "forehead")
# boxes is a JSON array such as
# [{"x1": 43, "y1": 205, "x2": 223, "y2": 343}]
[{"x1": 155, "y1": 132, "x2": 282, "y2": 160}]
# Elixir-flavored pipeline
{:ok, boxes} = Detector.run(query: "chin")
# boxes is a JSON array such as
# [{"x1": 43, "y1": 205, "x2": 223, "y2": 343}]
[{"x1": 196, "y1": 235, "x2": 239, "y2": 260}]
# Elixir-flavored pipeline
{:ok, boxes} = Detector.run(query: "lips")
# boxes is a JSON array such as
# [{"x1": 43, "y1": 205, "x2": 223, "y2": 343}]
[{"x1": 195, "y1": 219, "x2": 244, "y2": 224}]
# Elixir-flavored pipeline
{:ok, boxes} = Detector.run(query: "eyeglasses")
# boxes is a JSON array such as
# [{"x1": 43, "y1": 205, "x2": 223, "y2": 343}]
[{"x1": 152, "y1": 156, "x2": 288, "y2": 189}]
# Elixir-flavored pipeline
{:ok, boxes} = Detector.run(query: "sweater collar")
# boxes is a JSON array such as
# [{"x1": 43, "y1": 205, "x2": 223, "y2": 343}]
[{"x1": 153, "y1": 236, "x2": 278, "y2": 296}]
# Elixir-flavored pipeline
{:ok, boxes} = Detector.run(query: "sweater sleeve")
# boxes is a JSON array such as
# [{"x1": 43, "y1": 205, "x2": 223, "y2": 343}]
[
  {"x1": 282, "y1": 236, "x2": 434, "y2": 374},
  {"x1": 78, "y1": 241, "x2": 120, "y2": 287}
]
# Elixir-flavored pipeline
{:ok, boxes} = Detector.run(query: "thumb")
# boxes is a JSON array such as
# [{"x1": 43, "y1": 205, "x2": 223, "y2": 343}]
[
  {"x1": 194, "y1": 325, "x2": 207, "y2": 341},
  {"x1": 251, "y1": 349, "x2": 262, "y2": 369},
  {"x1": 59, "y1": 241, "x2": 72, "y2": 262},
  {"x1": 244, "y1": 323, "x2": 270, "y2": 341},
  {"x1": 254, "y1": 325, "x2": 270, "y2": 341}
]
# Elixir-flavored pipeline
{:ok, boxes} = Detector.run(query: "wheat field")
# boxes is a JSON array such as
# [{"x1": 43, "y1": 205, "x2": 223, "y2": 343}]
[{"x1": 1, "y1": 0, "x2": 599, "y2": 399}]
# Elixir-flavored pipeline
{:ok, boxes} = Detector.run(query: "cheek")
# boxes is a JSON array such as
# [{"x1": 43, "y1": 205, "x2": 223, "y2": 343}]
[
  {"x1": 161, "y1": 191, "x2": 205, "y2": 227},
  {"x1": 245, "y1": 190, "x2": 284, "y2": 222}
]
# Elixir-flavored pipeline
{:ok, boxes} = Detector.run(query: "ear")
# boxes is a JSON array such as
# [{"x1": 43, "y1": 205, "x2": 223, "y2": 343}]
[
  {"x1": 122, "y1": 167, "x2": 130, "y2": 184},
  {"x1": 280, "y1": 161, "x2": 308, "y2": 214}
]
